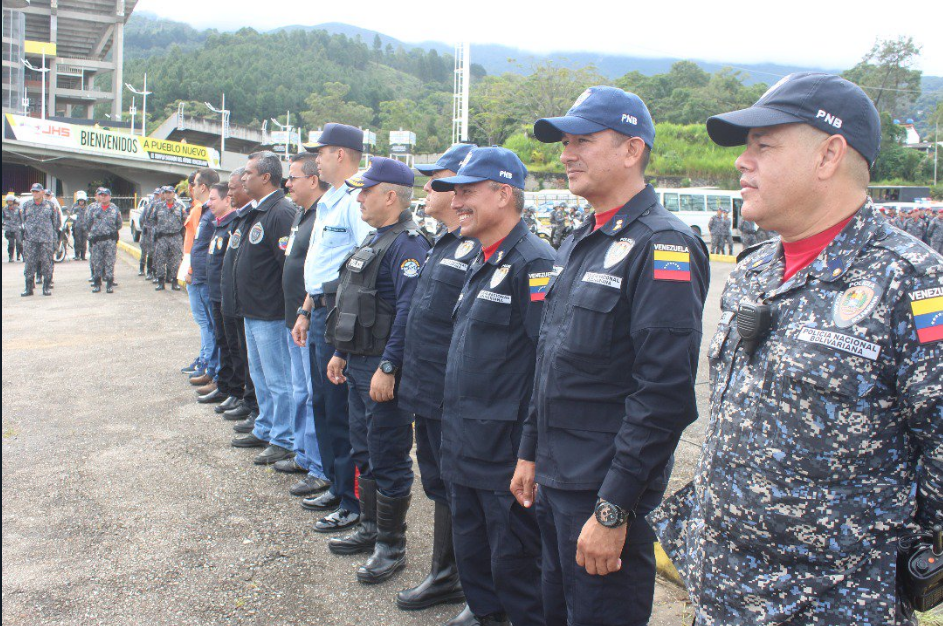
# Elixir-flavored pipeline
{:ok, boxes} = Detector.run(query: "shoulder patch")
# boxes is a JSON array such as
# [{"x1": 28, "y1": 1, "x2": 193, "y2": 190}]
[
  {"x1": 653, "y1": 243, "x2": 691, "y2": 282},
  {"x1": 400, "y1": 258, "x2": 421, "y2": 278},
  {"x1": 909, "y1": 286, "x2": 943, "y2": 344},
  {"x1": 278, "y1": 236, "x2": 289, "y2": 251},
  {"x1": 529, "y1": 272, "x2": 551, "y2": 301}
]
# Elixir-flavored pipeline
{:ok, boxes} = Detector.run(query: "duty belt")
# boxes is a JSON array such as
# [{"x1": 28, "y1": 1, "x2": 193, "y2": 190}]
[
  {"x1": 88, "y1": 233, "x2": 119, "y2": 243},
  {"x1": 154, "y1": 231, "x2": 182, "y2": 240}
]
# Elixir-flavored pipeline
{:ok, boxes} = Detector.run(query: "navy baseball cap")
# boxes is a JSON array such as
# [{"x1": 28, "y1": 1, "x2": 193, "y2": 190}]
[
  {"x1": 30, "y1": 183, "x2": 44, "y2": 192},
  {"x1": 346, "y1": 156, "x2": 415, "y2": 189},
  {"x1": 415, "y1": 143, "x2": 477, "y2": 175},
  {"x1": 160, "y1": 186, "x2": 174, "y2": 193},
  {"x1": 97, "y1": 187, "x2": 112, "y2": 195},
  {"x1": 707, "y1": 72, "x2": 881, "y2": 167},
  {"x1": 431, "y1": 147, "x2": 528, "y2": 191},
  {"x1": 304, "y1": 123, "x2": 365, "y2": 153},
  {"x1": 534, "y1": 86, "x2": 656, "y2": 148}
]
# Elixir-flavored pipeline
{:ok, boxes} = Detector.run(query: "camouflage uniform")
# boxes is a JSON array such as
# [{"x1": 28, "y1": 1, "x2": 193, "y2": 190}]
[
  {"x1": 739, "y1": 218, "x2": 758, "y2": 249},
  {"x1": 153, "y1": 200, "x2": 186, "y2": 281},
  {"x1": 85, "y1": 202, "x2": 122, "y2": 282},
  {"x1": 140, "y1": 198, "x2": 159, "y2": 276},
  {"x1": 926, "y1": 213, "x2": 943, "y2": 254},
  {"x1": 901, "y1": 214, "x2": 928, "y2": 242},
  {"x1": 3, "y1": 202, "x2": 24, "y2": 261},
  {"x1": 651, "y1": 203, "x2": 942, "y2": 626},
  {"x1": 708, "y1": 213, "x2": 732, "y2": 254},
  {"x1": 21, "y1": 198, "x2": 59, "y2": 282},
  {"x1": 71, "y1": 202, "x2": 89, "y2": 259}
]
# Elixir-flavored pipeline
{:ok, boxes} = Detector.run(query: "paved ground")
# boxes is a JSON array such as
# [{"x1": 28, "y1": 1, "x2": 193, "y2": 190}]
[{"x1": 2, "y1": 238, "x2": 731, "y2": 626}]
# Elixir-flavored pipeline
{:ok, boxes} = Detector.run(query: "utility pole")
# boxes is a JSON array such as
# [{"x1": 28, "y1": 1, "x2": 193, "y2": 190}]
[
  {"x1": 204, "y1": 93, "x2": 230, "y2": 154},
  {"x1": 22, "y1": 54, "x2": 50, "y2": 120}
]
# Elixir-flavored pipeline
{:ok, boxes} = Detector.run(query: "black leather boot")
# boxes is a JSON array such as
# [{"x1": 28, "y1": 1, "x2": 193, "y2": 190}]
[
  {"x1": 357, "y1": 492, "x2": 410, "y2": 584},
  {"x1": 91, "y1": 279, "x2": 102, "y2": 293},
  {"x1": 42, "y1": 278, "x2": 52, "y2": 296},
  {"x1": 443, "y1": 605, "x2": 480, "y2": 626},
  {"x1": 329, "y1": 477, "x2": 377, "y2": 555},
  {"x1": 21, "y1": 277, "x2": 34, "y2": 296},
  {"x1": 171, "y1": 279, "x2": 181, "y2": 291},
  {"x1": 154, "y1": 279, "x2": 165, "y2": 291},
  {"x1": 397, "y1": 501, "x2": 463, "y2": 609},
  {"x1": 105, "y1": 280, "x2": 114, "y2": 294}
]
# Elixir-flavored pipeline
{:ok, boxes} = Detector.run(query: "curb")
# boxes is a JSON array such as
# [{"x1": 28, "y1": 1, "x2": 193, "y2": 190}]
[
  {"x1": 654, "y1": 541, "x2": 684, "y2": 587},
  {"x1": 117, "y1": 240, "x2": 186, "y2": 287},
  {"x1": 709, "y1": 253, "x2": 736, "y2": 264}
]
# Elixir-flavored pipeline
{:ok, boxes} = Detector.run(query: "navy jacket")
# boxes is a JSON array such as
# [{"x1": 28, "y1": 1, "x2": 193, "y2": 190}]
[
  {"x1": 207, "y1": 210, "x2": 239, "y2": 303},
  {"x1": 230, "y1": 190, "x2": 295, "y2": 321},
  {"x1": 519, "y1": 185, "x2": 709, "y2": 513},
  {"x1": 441, "y1": 220, "x2": 555, "y2": 490},
  {"x1": 190, "y1": 207, "x2": 216, "y2": 285},
  {"x1": 221, "y1": 203, "x2": 255, "y2": 318},
  {"x1": 400, "y1": 229, "x2": 480, "y2": 419}
]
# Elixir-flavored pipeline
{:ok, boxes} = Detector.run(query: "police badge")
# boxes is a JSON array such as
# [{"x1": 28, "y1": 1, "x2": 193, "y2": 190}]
[
  {"x1": 604, "y1": 239, "x2": 635, "y2": 269},
  {"x1": 455, "y1": 240, "x2": 475, "y2": 259},
  {"x1": 248, "y1": 222, "x2": 265, "y2": 245},
  {"x1": 490, "y1": 265, "x2": 510, "y2": 288},
  {"x1": 832, "y1": 280, "x2": 880, "y2": 328}
]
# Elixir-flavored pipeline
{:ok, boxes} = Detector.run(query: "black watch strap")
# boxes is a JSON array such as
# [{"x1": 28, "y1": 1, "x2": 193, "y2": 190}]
[
  {"x1": 595, "y1": 499, "x2": 633, "y2": 528},
  {"x1": 297, "y1": 306, "x2": 311, "y2": 319}
]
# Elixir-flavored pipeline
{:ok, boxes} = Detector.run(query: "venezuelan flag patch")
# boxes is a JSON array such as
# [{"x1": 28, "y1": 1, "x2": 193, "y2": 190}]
[
  {"x1": 653, "y1": 244, "x2": 691, "y2": 282},
  {"x1": 909, "y1": 287, "x2": 943, "y2": 344},
  {"x1": 529, "y1": 272, "x2": 551, "y2": 301}
]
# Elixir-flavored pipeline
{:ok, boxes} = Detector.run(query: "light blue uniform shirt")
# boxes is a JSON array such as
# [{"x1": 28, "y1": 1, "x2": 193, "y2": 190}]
[{"x1": 303, "y1": 184, "x2": 371, "y2": 295}]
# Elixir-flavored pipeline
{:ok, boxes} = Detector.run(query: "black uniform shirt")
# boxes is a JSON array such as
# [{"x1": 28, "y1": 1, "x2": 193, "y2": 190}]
[
  {"x1": 519, "y1": 184, "x2": 710, "y2": 514},
  {"x1": 440, "y1": 219, "x2": 556, "y2": 491},
  {"x1": 282, "y1": 203, "x2": 318, "y2": 328},
  {"x1": 231, "y1": 189, "x2": 295, "y2": 322},
  {"x1": 221, "y1": 202, "x2": 256, "y2": 318},
  {"x1": 399, "y1": 229, "x2": 480, "y2": 419},
  {"x1": 207, "y1": 210, "x2": 239, "y2": 304}
]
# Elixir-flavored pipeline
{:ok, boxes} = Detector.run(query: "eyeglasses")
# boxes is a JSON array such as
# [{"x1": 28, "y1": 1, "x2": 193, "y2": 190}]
[{"x1": 286, "y1": 174, "x2": 315, "y2": 182}]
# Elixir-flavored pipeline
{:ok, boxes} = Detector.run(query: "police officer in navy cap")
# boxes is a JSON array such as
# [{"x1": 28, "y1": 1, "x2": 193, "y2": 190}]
[
  {"x1": 651, "y1": 73, "x2": 942, "y2": 625},
  {"x1": 395, "y1": 143, "x2": 479, "y2": 618},
  {"x1": 323, "y1": 156, "x2": 431, "y2": 584},
  {"x1": 511, "y1": 86, "x2": 710, "y2": 626},
  {"x1": 435, "y1": 147, "x2": 555, "y2": 626}
]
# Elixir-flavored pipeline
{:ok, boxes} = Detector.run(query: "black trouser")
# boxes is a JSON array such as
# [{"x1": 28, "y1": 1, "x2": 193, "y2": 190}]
[
  {"x1": 224, "y1": 312, "x2": 257, "y2": 411},
  {"x1": 73, "y1": 227, "x2": 87, "y2": 259},
  {"x1": 212, "y1": 301, "x2": 243, "y2": 399},
  {"x1": 6, "y1": 230, "x2": 23, "y2": 259},
  {"x1": 415, "y1": 414, "x2": 447, "y2": 503}
]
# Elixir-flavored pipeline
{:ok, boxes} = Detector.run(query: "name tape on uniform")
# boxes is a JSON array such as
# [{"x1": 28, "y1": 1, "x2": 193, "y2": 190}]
[
  {"x1": 477, "y1": 290, "x2": 511, "y2": 304},
  {"x1": 440, "y1": 258, "x2": 469, "y2": 272},
  {"x1": 796, "y1": 327, "x2": 881, "y2": 361},
  {"x1": 909, "y1": 287, "x2": 943, "y2": 344},
  {"x1": 652, "y1": 244, "x2": 691, "y2": 282},
  {"x1": 582, "y1": 272, "x2": 623, "y2": 290}
]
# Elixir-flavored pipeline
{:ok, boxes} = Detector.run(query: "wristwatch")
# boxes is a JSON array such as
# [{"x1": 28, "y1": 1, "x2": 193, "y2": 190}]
[
  {"x1": 296, "y1": 306, "x2": 311, "y2": 319},
  {"x1": 594, "y1": 499, "x2": 634, "y2": 528},
  {"x1": 379, "y1": 360, "x2": 398, "y2": 375}
]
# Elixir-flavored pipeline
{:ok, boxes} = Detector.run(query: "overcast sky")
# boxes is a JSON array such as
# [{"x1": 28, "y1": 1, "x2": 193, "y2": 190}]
[{"x1": 135, "y1": 0, "x2": 943, "y2": 76}]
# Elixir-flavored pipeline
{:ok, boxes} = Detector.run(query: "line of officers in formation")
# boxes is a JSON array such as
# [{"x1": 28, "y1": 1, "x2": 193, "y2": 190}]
[{"x1": 12, "y1": 71, "x2": 939, "y2": 625}]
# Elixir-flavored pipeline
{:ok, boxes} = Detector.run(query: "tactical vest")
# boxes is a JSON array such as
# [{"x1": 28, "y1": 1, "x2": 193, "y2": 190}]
[{"x1": 325, "y1": 211, "x2": 422, "y2": 356}]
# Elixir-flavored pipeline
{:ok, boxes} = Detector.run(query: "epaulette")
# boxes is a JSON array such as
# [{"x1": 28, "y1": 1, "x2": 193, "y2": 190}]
[{"x1": 737, "y1": 238, "x2": 776, "y2": 263}]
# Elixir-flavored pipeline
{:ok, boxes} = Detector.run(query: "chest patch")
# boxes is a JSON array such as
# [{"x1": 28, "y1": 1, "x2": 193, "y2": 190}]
[
  {"x1": 582, "y1": 272, "x2": 623, "y2": 290},
  {"x1": 248, "y1": 223, "x2": 264, "y2": 245},
  {"x1": 604, "y1": 238, "x2": 635, "y2": 268},
  {"x1": 796, "y1": 327, "x2": 881, "y2": 361},
  {"x1": 401, "y1": 258, "x2": 421, "y2": 277},
  {"x1": 477, "y1": 290, "x2": 511, "y2": 304},
  {"x1": 490, "y1": 265, "x2": 511, "y2": 288},
  {"x1": 229, "y1": 229, "x2": 242, "y2": 249},
  {"x1": 440, "y1": 258, "x2": 468, "y2": 272},
  {"x1": 832, "y1": 280, "x2": 881, "y2": 328},
  {"x1": 455, "y1": 240, "x2": 475, "y2": 259}
]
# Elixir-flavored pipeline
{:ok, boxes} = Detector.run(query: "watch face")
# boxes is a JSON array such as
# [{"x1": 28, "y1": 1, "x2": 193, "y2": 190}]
[{"x1": 597, "y1": 502, "x2": 620, "y2": 526}]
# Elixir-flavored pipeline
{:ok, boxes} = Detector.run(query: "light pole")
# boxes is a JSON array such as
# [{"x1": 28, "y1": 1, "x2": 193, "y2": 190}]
[
  {"x1": 125, "y1": 73, "x2": 151, "y2": 136},
  {"x1": 22, "y1": 55, "x2": 49, "y2": 120},
  {"x1": 270, "y1": 111, "x2": 292, "y2": 161},
  {"x1": 204, "y1": 93, "x2": 229, "y2": 154},
  {"x1": 129, "y1": 97, "x2": 137, "y2": 135}
]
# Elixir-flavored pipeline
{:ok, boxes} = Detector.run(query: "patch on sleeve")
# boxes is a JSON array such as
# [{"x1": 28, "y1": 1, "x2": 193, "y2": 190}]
[
  {"x1": 278, "y1": 236, "x2": 290, "y2": 251},
  {"x1": 400, "y1": 258, "x2": 421, "y2": 278},
  {"x1": 909, "y1": 287, "x2": 943, "y2": 344},
  {"x1": 529, "y1": 272, "x2": 551, "y2": 301},
  {"x1": 652, "y1": 244, "x2": 691, "y2": 281}
]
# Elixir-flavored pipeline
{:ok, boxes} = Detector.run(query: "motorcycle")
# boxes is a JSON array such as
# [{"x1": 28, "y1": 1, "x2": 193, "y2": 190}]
[{"x1": 54, "y1": 214, "x2": 75, "y2": 263}]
